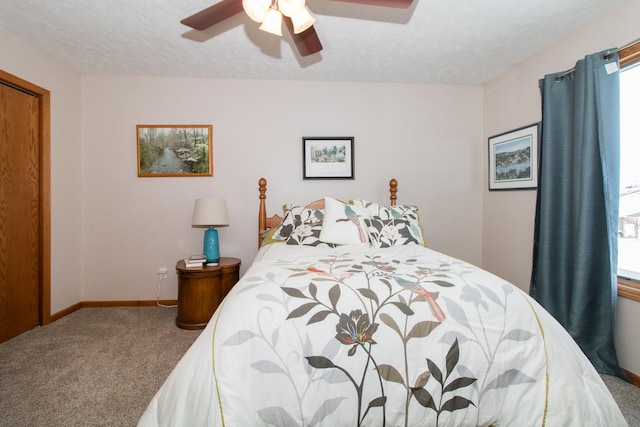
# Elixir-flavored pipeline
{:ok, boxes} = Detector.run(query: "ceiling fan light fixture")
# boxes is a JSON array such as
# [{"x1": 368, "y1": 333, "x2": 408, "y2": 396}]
[
  {"x1": 242, "y1": 0, "x2": 271, "y2": 23},
  {"x1": 291, "y1": 6, "x2": 315, "y2": 34},
  {"x1": 259, "y1": 7, "x2": 283, "y2": 36},
  {"x1": 278, "y1": 0, "x2": 305, "y2": 17}
]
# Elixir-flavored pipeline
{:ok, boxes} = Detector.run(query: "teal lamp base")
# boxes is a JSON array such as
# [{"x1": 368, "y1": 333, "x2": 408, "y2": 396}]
[{"x1": 203, "y1": 226, "x2": 220, "y2": 263}]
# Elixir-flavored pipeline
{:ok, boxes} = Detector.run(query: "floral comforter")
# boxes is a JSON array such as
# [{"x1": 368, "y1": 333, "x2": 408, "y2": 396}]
[{"x1": 138, "y1": 244, "x2": 626, "y2": 426}]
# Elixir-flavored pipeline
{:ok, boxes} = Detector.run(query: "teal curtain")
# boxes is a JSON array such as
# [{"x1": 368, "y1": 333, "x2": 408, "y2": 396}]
[{"x1": 530, "y1": 49, "x2": 627, "y2": 379}]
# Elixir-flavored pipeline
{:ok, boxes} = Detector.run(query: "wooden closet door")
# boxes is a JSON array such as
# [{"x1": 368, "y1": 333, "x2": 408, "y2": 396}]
[{"x1": 0, "y1": 82, "x2": 41, "y2": 342}]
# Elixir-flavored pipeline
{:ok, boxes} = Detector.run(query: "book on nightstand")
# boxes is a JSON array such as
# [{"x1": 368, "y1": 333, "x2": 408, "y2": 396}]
[
  {"x1": 184, "y1": 262, "x2": 204, "y2": 269},
  {"x1": 184, "y1": 255, "x2": 205, "y2": 268}
]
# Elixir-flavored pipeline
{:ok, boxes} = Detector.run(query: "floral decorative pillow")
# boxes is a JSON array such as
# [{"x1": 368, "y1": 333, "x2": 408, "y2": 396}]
[
  {"x1": 279, "y1": 205, "x2": 334, "y2": 247},
  {"x1": 319, "y1": 197, "x2": 370, "y2": 245},
  {"x1": 271, "y1": 205, "x2": 321, "y2": 241},
  {"x1": 350, "y1": 199, "x2": 426, "y2": 246},
  {"x1": 364, "y1": 218, "x2": 421, "y2": 248}
]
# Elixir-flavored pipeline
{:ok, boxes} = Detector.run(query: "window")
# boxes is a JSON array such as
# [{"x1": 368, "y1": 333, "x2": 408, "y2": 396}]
[
  {"x1": 618, "y1": 41, "x2": 640, "y2": 301},
  {"x1": 618, "y1": 63, "x2": 640, "y2": 280}
]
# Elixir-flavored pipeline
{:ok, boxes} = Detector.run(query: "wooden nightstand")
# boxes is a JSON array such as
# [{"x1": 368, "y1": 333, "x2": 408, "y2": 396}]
[{"x1": 175, "y1": 257, "x2": 241, "y2": 330}]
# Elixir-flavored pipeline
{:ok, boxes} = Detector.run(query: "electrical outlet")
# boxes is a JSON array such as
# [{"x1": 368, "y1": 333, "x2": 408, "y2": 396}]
[{"x1": 158, "y1": 267, "x2": 168, "y2": 279}]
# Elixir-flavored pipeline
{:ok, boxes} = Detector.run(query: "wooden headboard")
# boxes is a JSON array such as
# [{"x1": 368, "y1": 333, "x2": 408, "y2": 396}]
[{"x1": 258, "y1": 177, "x2": 398, "y2": 247}]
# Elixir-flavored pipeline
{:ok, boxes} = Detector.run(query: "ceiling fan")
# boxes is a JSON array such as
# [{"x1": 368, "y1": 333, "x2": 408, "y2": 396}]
[{"x1": 181, "y1": 0, "x2": 414, "y2": 57}]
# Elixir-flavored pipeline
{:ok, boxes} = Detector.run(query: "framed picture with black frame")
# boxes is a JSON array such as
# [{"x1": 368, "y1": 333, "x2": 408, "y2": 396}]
[
  {"x1": 488, "y1": 123, "x2": 539, "y2": 190},
  {"x1": 302, "y1": 137, "x2": 354, "y2": 180}
]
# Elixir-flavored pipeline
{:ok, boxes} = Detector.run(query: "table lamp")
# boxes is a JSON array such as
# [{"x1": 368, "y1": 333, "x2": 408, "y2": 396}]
[{"x1": 192, "y1": 198, "x2": 229, "y2": 263}]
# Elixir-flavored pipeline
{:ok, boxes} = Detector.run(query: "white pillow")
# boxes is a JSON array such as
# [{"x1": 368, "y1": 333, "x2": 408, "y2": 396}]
[{"x1": 319, "y1": 197, "x2": 370, "y2": 245}]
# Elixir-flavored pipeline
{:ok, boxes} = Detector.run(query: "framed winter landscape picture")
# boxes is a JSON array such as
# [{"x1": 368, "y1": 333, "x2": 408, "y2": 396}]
[
  {"x1": 137, "y1": 124, "x2": 213, "y2": 177},
  {"x1": 488, "y1": 123, "x2": 539, "y2": 190}
]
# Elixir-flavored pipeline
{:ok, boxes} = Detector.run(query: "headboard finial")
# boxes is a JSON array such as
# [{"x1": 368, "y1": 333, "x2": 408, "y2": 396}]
[
  {"x1": 389, "y1": 178, "x2": 398, "y2": 206},
  {"x1": 259, "y1": 177, "x2": 267, "y2": 200}
]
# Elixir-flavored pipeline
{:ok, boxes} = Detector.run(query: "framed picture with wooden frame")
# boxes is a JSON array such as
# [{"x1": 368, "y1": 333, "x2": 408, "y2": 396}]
[
  {"x1": 137, "y1": 124, "x2": 213, "y2": 177},
  {"x1": 488, "y1": 123, "x2": 539, "y2": 190},
  {"x1": 302, "y1": 136, "x2": 354, "y2": 180}
]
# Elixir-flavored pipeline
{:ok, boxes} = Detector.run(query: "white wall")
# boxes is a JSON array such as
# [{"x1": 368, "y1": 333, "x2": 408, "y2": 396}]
[
  {"x1": 482, "y1": 0, "x2": 640, "y2": 375},
  {"x1": 80, "y1": 76, "x2": 483, "y2": 302},
  {"x1": 0, "y1": 28, "x2": 83, "y2": 314}
]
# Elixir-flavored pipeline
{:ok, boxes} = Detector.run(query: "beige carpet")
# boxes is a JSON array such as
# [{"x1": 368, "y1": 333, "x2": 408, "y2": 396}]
[
  {"x1": 601, "y1": 374, "x2": 640, "y2": 426},
  {"x1": 0, "y1": 306, "x2": 200, "y2": 426},
  {"x1": 0, "y1": 306, "x2": 638, "y2": 426}
]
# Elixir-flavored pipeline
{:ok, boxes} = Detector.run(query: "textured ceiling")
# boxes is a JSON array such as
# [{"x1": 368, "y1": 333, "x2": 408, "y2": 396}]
[{"x1": 0, "y1": 0, "x2": 622, "y2": 85}]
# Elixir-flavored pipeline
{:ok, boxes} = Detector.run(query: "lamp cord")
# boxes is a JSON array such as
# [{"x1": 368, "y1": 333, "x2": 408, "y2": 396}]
[{"x1": 156, "y1": 276, "x2": 177, "y2": 308}]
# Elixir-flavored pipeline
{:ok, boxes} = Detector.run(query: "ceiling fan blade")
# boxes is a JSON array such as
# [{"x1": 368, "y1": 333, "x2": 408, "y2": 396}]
[
  {"x1": 181, "y1": 0, "x2": 244, "y2": 31},
  {"x1": 283, "y1": 18, "x2": 323, "y2": 57},
  {"x1": 328, "y1": 0, "x2": 413, "y2": 8}
]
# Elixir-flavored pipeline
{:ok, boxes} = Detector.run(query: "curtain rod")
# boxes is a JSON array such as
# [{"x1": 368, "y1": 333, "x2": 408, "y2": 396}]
[
  {"x1": 554, "y1": 37, "x2": 640, "y2": 81},
  {"x1": 617, "y1": 36, "x2": 640, "y2": 52}
]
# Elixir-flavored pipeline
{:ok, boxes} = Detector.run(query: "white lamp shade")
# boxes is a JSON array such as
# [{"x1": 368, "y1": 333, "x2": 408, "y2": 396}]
[
  {"x1": 242, "y1": 0, "x2": 270, "y2": 23},
  {"x1": 259, "y1": 7, "x2": 283, "y2": 36},
  {"x1": 291, "y1": 7, "x2": 315, "y2": 34},
  {"x1": 278, "y1": 0, "x2": 305, "y2": 18},
  {"x1": 192, "y1": 199, "x2": 229, "y2": 226}
]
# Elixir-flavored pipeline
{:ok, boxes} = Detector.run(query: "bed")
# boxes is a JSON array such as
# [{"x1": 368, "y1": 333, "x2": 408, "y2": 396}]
[{"x1": 138, "y1": 178, "x2": 626, "y2": 426}]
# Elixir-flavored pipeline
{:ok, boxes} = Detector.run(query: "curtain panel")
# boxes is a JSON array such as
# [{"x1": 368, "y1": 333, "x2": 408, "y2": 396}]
[{"x1": 530, "y1": 49, "x2": 627, "y2": 379}]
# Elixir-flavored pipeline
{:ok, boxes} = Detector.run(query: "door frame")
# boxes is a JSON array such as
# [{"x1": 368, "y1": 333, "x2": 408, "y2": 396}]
[{"x1": 0, "y1": 69, "x2": 51, "y2": 325}]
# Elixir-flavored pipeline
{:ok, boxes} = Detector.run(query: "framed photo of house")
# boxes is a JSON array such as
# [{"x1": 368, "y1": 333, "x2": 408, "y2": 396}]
[
  {"x1": 137, "y1": 124, "x2": 213, "y2": 177},
  {"x1": 488, "y1": 123, "x2": 539, "y2": 190},
  {"x1": 303, "y1": 137, "x2": 354, "y2": 180}
]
